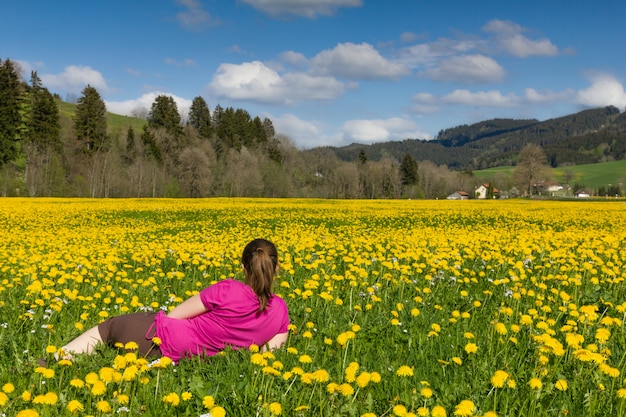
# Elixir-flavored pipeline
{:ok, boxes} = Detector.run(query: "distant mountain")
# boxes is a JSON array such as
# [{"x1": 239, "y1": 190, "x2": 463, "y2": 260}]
[{"x1": 310, "y1": 106, "x2": 626, "y2": 170}]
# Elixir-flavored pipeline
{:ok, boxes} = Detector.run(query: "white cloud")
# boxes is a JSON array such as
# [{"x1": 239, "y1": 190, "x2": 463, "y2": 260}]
[
  {"x1": 241, "y1": 0, "x2": 362, "y2": 18},
  {"x1": 524, "y1": 87, "x2": 575, "y2": 103},
  {"x1": 208, "y1": 61, "x2": 347, "y2": 104},
  {"x1": 577, "y1": 74, "x2": 626, "y2": 109},
  {"x1": 397, "y1": 39, "x2": 479, "y2": 68},
  {"x1": 441, "y1": 89, "x2": 519, "y2": 107},
  {"x1": 175, "y1": 0, "x2": 217, "y2": 30},
  {"x1": 311, "y1": 42, "x2": 410, "y2": 80},
  {"x1": 40, "y1": 65, "x2": 109, "y2": 94},
  {"x1": 340, "y1": 117, "x2": 430, "y2": 144},
  {"x1": 271, "y1": 113, "x2": 332, "y2": 148},
  {"x1": 483, "y1": 19, "x2": 558, "y2": 57},
  {"x1": 105, "y1": 92, "x2": 193, "y2": 117},
  {"x1": 421, "y1": 54, "x2": 505, "y2": 84}
]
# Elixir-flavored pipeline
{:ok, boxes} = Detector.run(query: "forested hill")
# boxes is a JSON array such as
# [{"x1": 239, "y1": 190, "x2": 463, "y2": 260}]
[{"x1": 318, "y1": 106, "x2": 626, "y2": 170}]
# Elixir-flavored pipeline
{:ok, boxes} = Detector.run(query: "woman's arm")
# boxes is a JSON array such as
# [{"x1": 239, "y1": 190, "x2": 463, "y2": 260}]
[
  {"x1": 166, "y1": 293, "x2": 208, "y2": 319},
  {"x1": 262, "y1": 332, "x2": 289, "y2": 352}
]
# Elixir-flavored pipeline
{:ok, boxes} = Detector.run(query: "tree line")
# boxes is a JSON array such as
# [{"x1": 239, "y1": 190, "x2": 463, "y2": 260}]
[{"x1": 1, "y1": 58, "x2": 562, "y2": 199}]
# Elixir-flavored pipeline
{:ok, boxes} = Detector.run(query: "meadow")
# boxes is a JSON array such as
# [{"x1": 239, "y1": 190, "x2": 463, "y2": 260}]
[{"x1": 1, "y1": 198, "x2": 626, "y2": 417}]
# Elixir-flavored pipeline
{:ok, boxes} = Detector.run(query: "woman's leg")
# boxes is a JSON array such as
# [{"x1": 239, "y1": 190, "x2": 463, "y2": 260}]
[{"x1": 62, "y1": 325, "x2": 103, "y2": 356}]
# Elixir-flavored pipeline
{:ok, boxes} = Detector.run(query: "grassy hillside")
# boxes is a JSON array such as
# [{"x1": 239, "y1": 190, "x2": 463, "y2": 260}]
[
  {"x1": 474, "y1": 160, "x2": 626, "y2": 190},
  {"x1": 57, "y1": 100, "x2": 147, "y2": 134}
]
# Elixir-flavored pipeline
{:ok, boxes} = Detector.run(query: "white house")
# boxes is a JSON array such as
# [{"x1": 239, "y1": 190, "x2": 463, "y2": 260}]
[{"x1": 475, "y1": 183, "x2": 499, "y2": 199}]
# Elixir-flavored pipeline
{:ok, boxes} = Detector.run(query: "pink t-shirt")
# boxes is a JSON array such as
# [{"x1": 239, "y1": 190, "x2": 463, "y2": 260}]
[{"x1": 154, "y1": 279, "x2": 290, "y2": 362}]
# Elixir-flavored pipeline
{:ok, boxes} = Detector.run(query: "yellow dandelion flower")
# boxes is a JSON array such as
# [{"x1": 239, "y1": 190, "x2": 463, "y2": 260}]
[
  {"x1": 0, "y1": 392, "x2": 7, "y2": 407},
  {"x1": 251, "y1": 353, "x2": 267, "y2": 366},
  {"x1": 483, "y1": 412, "x2": 498, "y2": 417},
  {"x1": 396, "y1": 365, "x2": 414, "y2": 377},
  {"x1": 91, "y1": 381, "x2": 106, "y2": 396},
  {"x1": 99, "y1": 367, "x2": 116, "y2": 383},
  {"x1": 2, "y1": 383, "x2": 15, "y2": 394},
  {"x1": 327, "y1": 382, "x2": 339, "y2": 394},
  {"x1": 269, "y1": 402, "x2": 282, "y2": 415},
  {"x1": 287, "y1": 347, "x2": 299, "y2": 355},
  {"x1": 182, "y1": 391, "x2": 192, "y2": 401},
  {"x1": 616, "y1": 388, "x2": 626, "y2": 399},
  {"x1": 417, "y1": 407, "x2": 429, "y2": 416},
  {"x1": 117, "y1": 394, "x2": 130, "y2": 405},
  {"x1": 163, "y1": 392, "x2": 180, "y2": 406},
  {"x1": 97, "y1": 400, "x2": 112, "y2": 413},
  {"x1": 70, "y1": 378, "x2": 85, "y2": 388},
  {"x1": 491, "y1": 370, "x2": 509, "y2": 388},
  {"x1": 464, "y1": 343, "x2": 478, "y2": 354},
  {"x1": 45, "y1": 345, "x2": 57, "y2": 354},
  {"x1": 596, "y1": 328, "x2": 611, "y2": 344},
  {"x1": 84, "y1": 372, "x2": 99, "y2": 385},
  {"x1": 210, "y1": 406, "x2": 226, "y2": 417},
  {"x1": 67, "y1": 399, "x2": 84, "y2": 413},
  {"x1": 555, "y1": 379, "x2": 568, "y2": 391},
  {"x1": 338, "y1": 383, "x2": 355, "y2": 396},
  {"x1": 312, "y1": 369, "x2": 330, "y2": 383},
  {"x1": 299, "y1": 354, "x2": 312, "y2": 364},
  {"x1": 202, "y1": 395, "x2": 215, "y2": 409},
  {"x1": 494, "y1": 322, "x2": 507, "y2": 335},
  {"x1": 123, "y1": 341, "x2": 138, "y2": 351},
  {"x1": 421, "y1": 387, "x2": 433, "y2": 398},
  {"x1": 17, "y1": 410, "x2": 39, "y2": 417},
  {"x1": 356, "y1": 372, "x2": 371, "y2": 388},
  {"x1": 528, "y1": 378, "x2": 542, "y2": 389},
  {"x1": 453, "y1": 400, "x2": 475, "y2": 416},
  {"x1": 370, "y1": 372, "x2": 382, "y2": 383},
  {"x1": 393, "y1": 404, "x2": 408, "y2": 416},
  {"x1": 152, "y1": 336, "x2": 162, "y2": 346},
  {"x1": 361, "y1": 413, "x2": 377, "y2": 417},
  {"x1": 431, "y1": 406, "x2": 447, "y2": 417}
]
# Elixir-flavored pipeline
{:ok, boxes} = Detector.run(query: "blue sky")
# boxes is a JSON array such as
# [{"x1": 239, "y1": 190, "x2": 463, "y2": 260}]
[{"x1": 2, "y1": 0, "x2": 626, "y2": 149}]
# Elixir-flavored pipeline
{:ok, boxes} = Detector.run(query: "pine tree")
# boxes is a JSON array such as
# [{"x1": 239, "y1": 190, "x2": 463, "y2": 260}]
[
  {"x1": 148, "y1": 95, "x2": 182, "y2": 136},
  {"x1": 74, "y1": 85, "x2": 108, "y2": 153},
  {"x1": 400, "y1": 153, "x2": 419, "y2": 186},
  {"x1": 29, "y1": 71, "x2": 61, "y2": 152},
  {"x1": 188, "y1": 96, "x2": 212, "y2": 139},
  {"x1": 0, "y1": 59, "x2": 23, "y2": 165}
]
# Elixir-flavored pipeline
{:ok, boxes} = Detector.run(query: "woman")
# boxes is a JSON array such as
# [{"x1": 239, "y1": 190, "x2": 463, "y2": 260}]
[{"x1": 51, "y1": 238, "x2": 290, "y2": 364}]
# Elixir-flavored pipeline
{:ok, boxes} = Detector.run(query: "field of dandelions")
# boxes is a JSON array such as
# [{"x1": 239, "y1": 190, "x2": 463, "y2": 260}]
[{"x1": 1, "y1": 198, "x2": 626, "y2": 417}]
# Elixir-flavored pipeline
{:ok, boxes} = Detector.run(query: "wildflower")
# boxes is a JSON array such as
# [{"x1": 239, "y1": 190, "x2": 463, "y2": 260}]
[
  {"x1": 202, "y1": 395, "x2": 215, "y2": 409},
  {"x1": 163, "y1": 392, "x2": 180, "y2": 406},
  {"x1": 269, "y1": 402, "x2": 282, "y2": 415},
  {"x1": 286, "y1": 347, "x2": 299, "y2": 355},
  {"x1": 251, "y1": 353, "x2": 267, "y2": 366},
  {"x1": 32, "y1": 392, "x2": 58, "y2": 405},
  {"x1": 393, "y1": 404, "x2": 408, "y2": 416},
  {"x1": 494, "y1": 322, "x2": 507, "y2": 335},
  {"x1": 555, "y1": 379, "x2": 568, "y2": 391},
  {"x1": 464, "y1": 343, "x2": 478, "y2": 354},
  {"x1": 17, "y1": 410, "x2": 39, "y2": 417},
  {"x1": 182, "y1": 391, "x2": 193, "y2": 401},
  {"x1": 327, "y1": 382, "x2": 339, "y2": 394},
  {"x1": 152, "y1": 336, "x2": 162, "y2": 346},
  {"x1": 396, "y1": 365, "x2": 414, "y2": 377},
  {"x1": 421, "y1": 387, "x2": 433, "y2": 398},
  {"x1": 67, "y1": 399, "x2": 84, "y2": 413},
  {"x1": 491, "y1": 370, "x2": 509, "y2": 388},
  {"x1": 528, "y1": 378, "x2": 542, "y2": 390},
  {"x1": 210, "y1": 406, "x2": 226, "y2": 417},
  {"x1": 599, "y1": 363, "x2": 620, "y2": 378},
  {"x1": 2, "y1": 382, "x2": 15, "y2": 393},
  {"x1": 299, "y1": 354, "x2": 312, "y2": 364},
  {"x1": 370, "y1": 372, "x2": 382, "y2": 383},
  {"x1": 362, "y1": 414, "x2": 378, "y2": 417},
  {"x1": 117, "y1": 394, "x2": 130, "y2": 405},
  {"x1": 97, "y1": 400, "x2": 112, "y2": 413},
  {"x1": 338, "y1": 383, "x2": 355, "y2": 396},
  {"x1": 0, "y1": 392, "x2": 7, "y2": 407},
  {"x1": 123, "y1": 341, "x2": 138, "y2": 351},
  {"x1": 432, "y1": 406, "x2": 447, "y2": 417},
  {"x1": 483, "y1": 412, "x2": 498, "y2": 417},
  {"x1": 356, "y1": 372, "x2": 371, "y2": 388},
  {"x1": 417, "y1": 407, "x2": 429, "y2": 416},
  {"x1": 596, "y1": 328, "x2": 611, "y2": 344},
  {"x1": 91, "y1": 381, "x2": 106, "y2": 396},
  {"x1": 70, "y1": 378, "x2": 85, "y2": 388},
  {"x1": 312, "y1": 369, "x2": 330, "y2": 383},
  {"x1": 21, "y1": 390, "x2": 32, "y2": 401},
  {"x1": 452, "y1": 357, "x2": 463, "y2": 365},
  {"x1": 453, "y1": 400, "x2": 475, "y2": 416},
  {"x1": 617, "y1": 388, "x2": 626, "y2": 399},
  {"x1": 34, "y1": 366, "x2": 54, "y2": 378}
]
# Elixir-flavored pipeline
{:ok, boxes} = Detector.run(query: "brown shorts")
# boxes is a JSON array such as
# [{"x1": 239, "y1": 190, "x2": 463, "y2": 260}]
[{"x1": 97, "y1": 312, "x2": 162, "y2": 358}]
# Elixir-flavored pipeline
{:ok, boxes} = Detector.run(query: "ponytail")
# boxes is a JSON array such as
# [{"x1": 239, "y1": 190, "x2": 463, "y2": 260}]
[{"x1": 241, "y1": 239, "x2": 279, "y2": 312}]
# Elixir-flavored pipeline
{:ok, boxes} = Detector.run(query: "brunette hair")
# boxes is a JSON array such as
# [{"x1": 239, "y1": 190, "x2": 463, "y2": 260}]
[{"x1": 241, "y1": 238, "x2": 279, "y2": 312}]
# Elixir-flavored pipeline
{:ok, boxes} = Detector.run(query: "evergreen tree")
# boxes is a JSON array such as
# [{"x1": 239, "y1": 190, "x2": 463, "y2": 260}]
[
  {"x1": 0, "y1": 59, "x2": 23, "y2": 165},
  {"x1": 400, "y1": 153, "x2": 419, "y2": 186},
  {"x1": 188, "y1": 96, "x2": 212, "y2": 139},
  {"x1": 28, "y1": 71, "x2": 61, "y2": 152},
  {"x1": 124, "y1": 126, "x2": 137, "y2": 164},
  {"x1": 74, "y1": 85, "x2": 108, "y2": 153},
  {"x1": 141, "y1": 125, "x2": 162, "y2": 163},
  {"x1": 148, "y1": 95, "x2": 182, "y2": 136}
]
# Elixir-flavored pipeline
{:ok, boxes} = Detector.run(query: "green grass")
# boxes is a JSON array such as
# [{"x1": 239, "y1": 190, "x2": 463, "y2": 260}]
[
  {"x1": 57, "y1": 100, "x2": 147, "y2": 134},
  {"x1": 475, "y1": 160, "x2": 626, "y2": 190}
]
